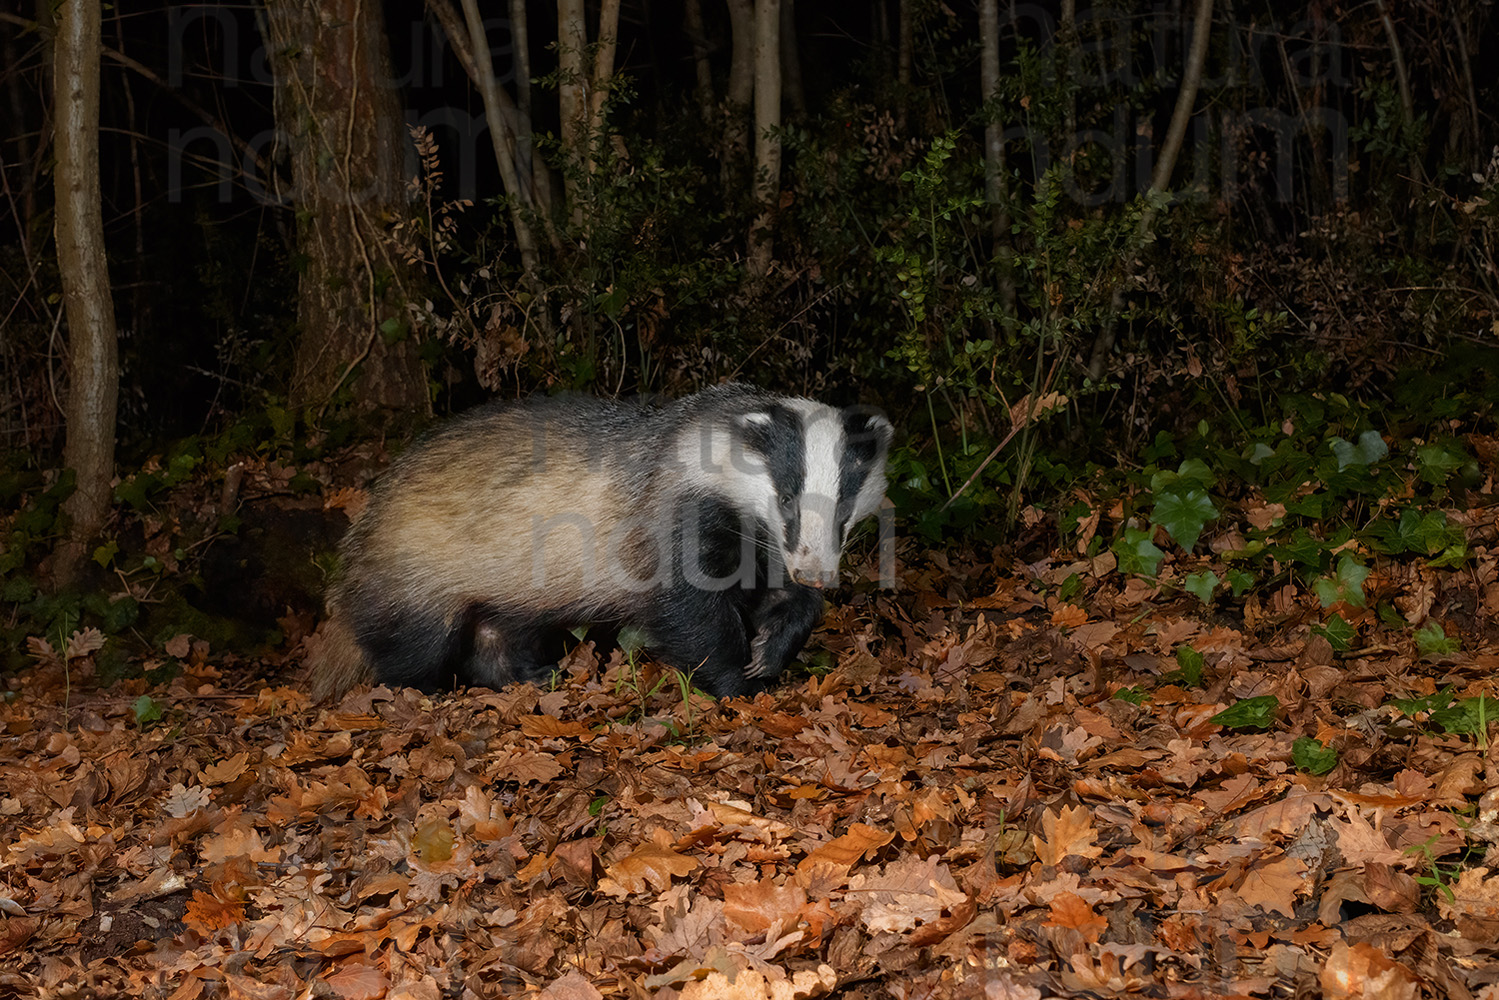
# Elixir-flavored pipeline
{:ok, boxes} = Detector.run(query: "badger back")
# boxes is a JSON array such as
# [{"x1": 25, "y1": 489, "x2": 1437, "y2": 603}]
[{"x1": 335, "y1": 397, "x2": 659, "y2": 620}]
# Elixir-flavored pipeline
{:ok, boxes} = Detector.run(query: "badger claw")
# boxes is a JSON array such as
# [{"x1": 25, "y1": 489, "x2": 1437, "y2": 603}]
[{"x1": 745, "y1": 631, "x2": 774, "y2": 679}]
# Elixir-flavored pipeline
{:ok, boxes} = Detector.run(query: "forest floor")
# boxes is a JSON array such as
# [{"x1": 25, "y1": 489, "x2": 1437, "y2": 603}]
[{"x1": 4, "y1": 479, "x2": 1499, "y2": 999}]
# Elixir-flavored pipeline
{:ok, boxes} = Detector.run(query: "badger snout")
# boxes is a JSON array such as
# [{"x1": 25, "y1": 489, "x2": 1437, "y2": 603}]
[
  {"x1": 785, "y1": 493, "x2": 842, "y2": 589},
  {"x1": 786, "y1": 540, "x2": 840, "y2": 588},
  {"x1": 789, "y1": 564, "x2": 839, "y2": 589}
]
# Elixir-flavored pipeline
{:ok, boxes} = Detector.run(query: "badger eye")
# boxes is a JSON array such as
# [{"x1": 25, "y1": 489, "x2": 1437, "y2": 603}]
[{"x1": 779, "y1": 493, "x2": 795, "y2": 508}]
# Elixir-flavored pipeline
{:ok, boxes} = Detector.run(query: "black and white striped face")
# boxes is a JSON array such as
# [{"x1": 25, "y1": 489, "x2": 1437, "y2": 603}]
[{"x1": 711, "y1": 398, "x2": 893, "y2": 588}]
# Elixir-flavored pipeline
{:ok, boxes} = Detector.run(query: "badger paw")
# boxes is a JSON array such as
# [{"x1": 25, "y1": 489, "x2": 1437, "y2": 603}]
[{"x1": 745, "y1": 631, "x2": 775, "y2": 679}]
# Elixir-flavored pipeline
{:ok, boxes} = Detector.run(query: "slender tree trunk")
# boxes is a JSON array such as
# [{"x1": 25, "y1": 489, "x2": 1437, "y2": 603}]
[
  {"x1": 52, "y1": 0, "x2": 117, "y2": 586},
  {"x1": 723, "y1": 0, "x2": 754, "y2": 196},
  {"x1": 684, "y1": 0, "x2": 715, "y2": 122},
  {"x1": 262, "y1": 0, "x2": 428, "y2": 417},
  {"x1": 979, "y1": 0, "x2": 1014, "y2": 315},
  {"x1": 457, "y1": 0, "x2": 546, "y2": 285},
  {"x1": 426, "y1": 0, "x2": 556, "y2": 247},
  {"x1": 1452, "y1": 11, "x2": 1481, "y2": 174},
  {"x1": 1059, "y1": 0, "x2": 1076, "y2": 136},
  {"x1": 1372, "y1": 0, "x2": 1421, "y2": 188},
  {"x1": 508, "y1": 0, "x2": 551, "y2": 217},
  {"x1": 1148, "y1": 0, "x2": 1214, "y2": 198},
  {"x1": 588, "y1": 0, "x2": 621, "y2": 143},
  {"x1": 746, "y1": 0, "x2": 780, "y2": 281},
  {"x1": 557, "y1": 0, "x2": 586, "y2": 217},
  {"x1": 1086, "y1": 0, "x2": 1214, "y2": 381},
  {"x1": 780, "y1": 0, "x2": 803, "y2": 117},
  {"x1": 895, "y1": 0, "x2": 911, "y2": 129}
]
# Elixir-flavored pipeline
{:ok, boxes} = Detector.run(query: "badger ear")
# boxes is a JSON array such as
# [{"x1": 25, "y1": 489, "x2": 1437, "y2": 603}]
[
  {"x1": 733, "y1": 410, "x2": 777, "y2": 459},
  {"x1": 844, "y1": 407, "x2": 893, "y2": 450}
]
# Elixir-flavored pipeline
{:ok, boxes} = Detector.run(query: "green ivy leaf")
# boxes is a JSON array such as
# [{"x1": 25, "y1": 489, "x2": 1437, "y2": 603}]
[
  {"x1": 132, "y1": 695, "x2": 164, "y2": 727},
  {"x1": 1226, "y1": 568, "x2": 1256, "y2": 598},
  {"x1": 1112, "y1": 526, "x2": 1165, "y2": 577},
  {"x1": 1313, "y1": 613, "x2": 1355, "y2": 651},
  {"x1": 1149, "y1": 459, "x2": 1216, "y2": 494},
  {"x1": 1245, "y1": 442, "x2": 1275, "y2": 465},
  {"x1": 1396, "y1": 510, "x2": 1460, "y2": 556},
  {"x1": 1176, "y1": 458, "x2": 1216, "y2": 488},
  {"x1": 1313, "y1": 554, "x2": 1369, "y2": 608},
  {"x1": 1278, "y1": 528, "x2": 1327, "y2": 570},
  {"x1": 1184, "y1": 570, "x2": 1219, "y2": 604},
  {"x1": 1210, "y1": 695, "x2": 1279, "y2": 729},
  {"x1": 93, "y1": 540, "x2": 119, "y2": 568},
  {"x1": 1431, "y1": 696, "x2": 1489, "y2": 737},
  {"x1": 1427, "y1": 541, "x2": 1468, "y2": 569},
  {"x1": 1152, "y1": 489, "x2": 1218, "y2": 552},
  {"x1": 1414, "y1": 622, "x2": 1460, "y2": 659},
  {"x1": 378, "y1": 316, "x2": 408, "y2": 343},
  {"x1": 1292, "y1": 737, "x2": 1338, "y2": 775},
  {"x1": 1113, "y1": 686, "x2": 1149, "y2": 705},
  {"x1": 1415, "y1": 444, "x2": 1464, "y2": 485},
  {"x1": 1330, "y1": 429, "x2": 1388, "y2": 471},
  {"x1": 1172, "y1": 646, "x2": 1205, "y2": 687},
  {"x1": 1389, "y1": 685, "x2": 1456, "y2": 718}
]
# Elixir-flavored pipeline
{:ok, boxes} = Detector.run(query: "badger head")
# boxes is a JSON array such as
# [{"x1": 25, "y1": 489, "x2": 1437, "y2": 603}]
[{"x1": 681, "y1": 395, "x2": 893, "y2": 589}]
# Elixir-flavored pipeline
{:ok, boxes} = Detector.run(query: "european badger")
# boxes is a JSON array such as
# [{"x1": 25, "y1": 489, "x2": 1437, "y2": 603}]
[{"x1": 308, "y1": 384, "x2": 892, "y2": 700}]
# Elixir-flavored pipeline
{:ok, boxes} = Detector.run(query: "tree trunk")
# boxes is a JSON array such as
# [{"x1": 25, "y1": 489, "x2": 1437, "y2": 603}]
[
  {"x1": 425, "y1": 0, "x2": 557, "y2": 249},
  {"x1": 895, "y1": 0, "x2": 911, "y2": 129},
  {"x1": 723, "y1": 0, "x2": 754, "y2": 195},
  {"x1": 52, "y1": 0, "x2": 118, "y2": 586},
  {"x1": 588, "y1": 0, "x2": 621, "y2": 144},
  {"x1": 261, "y1": 0, "x2": 428, "y2": 418},
  {"x1": 745, "y1": 0, "x2": 781, "y2": 281},
  {"x1": 684, "y1": 0, "x2": 715, "y2": 122},
  {"x1": 507, "y1": 0, "x2": 546, "y2": 211},
  {"x1": 557, "y1": 0, "x2": 586, "y2": 217},
  {"x1": 1059, "y1": 0, "x2": 1076, "y2": 136},
  {"x1": 780, "y1": 0, "x2": 803, "y2": 117},
  {"x1": 456, "y1": 0, "x2": 546, "y2": 283},
  {"x1": 979, "y1": 0, "x2": 1014, "y2": 315},
  {"x1": 1086, "y1": 0, "x2": 1214, "y2": 381}
]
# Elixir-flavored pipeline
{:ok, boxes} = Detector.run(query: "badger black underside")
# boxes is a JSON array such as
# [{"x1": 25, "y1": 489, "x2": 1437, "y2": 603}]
[{"x1": 348, "y1": 498, "x2": 826, "y2": 697}]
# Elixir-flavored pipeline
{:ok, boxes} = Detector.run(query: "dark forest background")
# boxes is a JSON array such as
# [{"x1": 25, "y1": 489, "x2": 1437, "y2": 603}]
[{"x1": 3, "y1": 0, "x2": 1499, "y2": 602}]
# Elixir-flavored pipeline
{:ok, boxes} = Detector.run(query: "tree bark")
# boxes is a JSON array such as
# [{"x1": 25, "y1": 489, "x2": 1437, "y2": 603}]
[
  {"x1": 1148, "y1": 0, "x2": 1214, "y2": 198},
  {"x1": 1059, "y1": 0, "x2": 1076, "y2": 136},
  {"x1": 746, "y1": 0, "x2": 781, "y2": 281},
  {"x1": 1086, "y1": 0, "x2": 1214, "y2": 381},
  {"x1": 588, "y1": 0, "x2": 621, "y2": 143},
  {"x1": 557, "y1": 0, "x2": 586, "y2": 216},
  {"x1": 261, "y1": 0, "x2": 428, "y2": 418},
  {"x1": 780, "y1": 0, "x2": 803, "y2": 117},
  {"x1": 895, "y1": 0, "x2": 911, "y2": 130},
  {"x1": 456, "y1": 0, "x2": 547, "y2": 282},
  {"x1": 425, "y1": 0, "x2": 556, "y2": 245},
  {"x1": 684, "y1": 0, "x2": 715, "y2": 122},
  {"x1": 979, "y1": 0, "x2": 1014, "y2": 315},
  {"x1": 723, "y1": 0, "x2": 754, "y2": 195},
  {"x1": 1373, "y1": 0, "x2": 1422, "y2": 187},
  {"x1": 52, "y1": 0, "x2": 118, "y2": 586},
  {"x1": 507, "y1": 0, "x2": 548, "y2": 212}
]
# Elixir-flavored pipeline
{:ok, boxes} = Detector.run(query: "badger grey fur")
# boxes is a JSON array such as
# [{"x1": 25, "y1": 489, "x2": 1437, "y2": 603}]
[{"x1": 308, "y1": 383, "x2": 892, "y2": 701}]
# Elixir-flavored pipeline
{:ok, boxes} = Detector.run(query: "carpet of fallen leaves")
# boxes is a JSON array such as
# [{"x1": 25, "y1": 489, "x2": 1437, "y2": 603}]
[{"x1": 6, "y1": 511, "x2": 1499, "y2": 1000}]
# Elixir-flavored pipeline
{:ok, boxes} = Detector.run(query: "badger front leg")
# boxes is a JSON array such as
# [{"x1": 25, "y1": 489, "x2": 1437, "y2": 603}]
[
  {"x1": 645, "y1": 585, "x2": 756, "y2": 697},
  {"x1": 745, "y1": 585, "x2": 825, "y2": 680}
]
